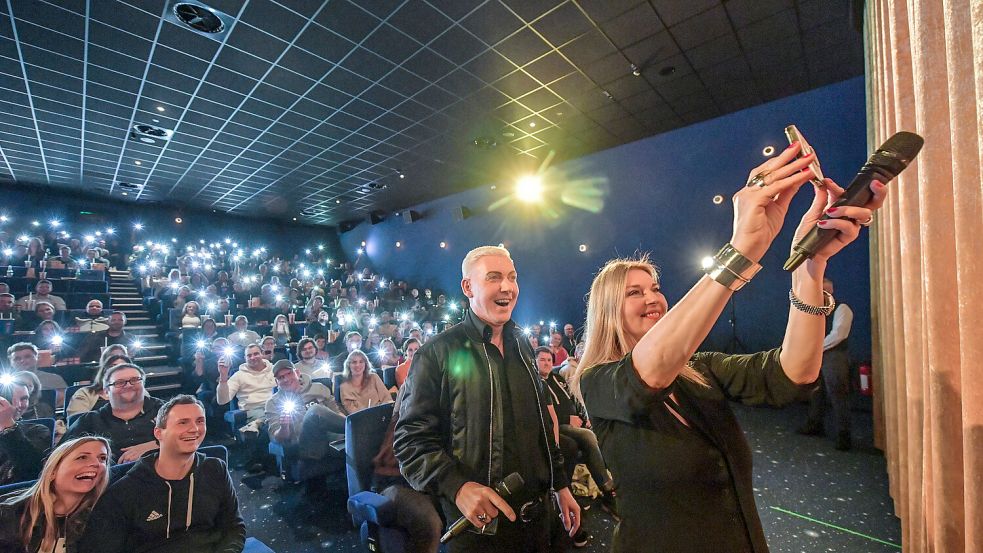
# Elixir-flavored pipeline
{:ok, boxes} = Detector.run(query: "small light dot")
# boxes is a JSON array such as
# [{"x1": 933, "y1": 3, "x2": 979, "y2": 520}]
[
  {"x1": 292, "y1": 217, "x2": 297, "y2": 221},
  {"x1": 578, "y1": 244, "x2": 587, "y2": 252},
  {"x1": 439, "y1": 242, "x2": 446, "y2": 249},
  {"x1": 713, "y1": 194, "x2": 725, "y2": 205},
  {"x1": 399, "y1": 174, "x2": 405, "y2": 179},
  {"x1": 174, "y1": 217, "x2": 183, "y2": 224},
  {"x1": 134, "y1": 160, "x2": 142, "y2": 165},
  {"x1": 122, "y1": 192, "x2": 128, "y2": 196},
  {"x1": 395, "y1": 241, "x2": 401, "y2": 248},
  {"x1": 361, "y1": 241, "x2": 366, "y2": 247},
  {"x1": 336, "y1": 199, "x2": 341, "y2": 204},
  {"x1": 156, "y1": 106, "x2": 165, "y2": 112},
  {"x1": 529, "y1": 121, "x2": 536, "y2": 128},
  {"x1": 762, "y1": 145, "x2": 775, "y2": 156}
]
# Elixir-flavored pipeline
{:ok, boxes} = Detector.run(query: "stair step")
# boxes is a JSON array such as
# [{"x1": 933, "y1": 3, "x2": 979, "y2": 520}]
[
  {"x1": 146, "y1": 383, "x2": 182, "y2": 394},
  {"x1": 146, "y1": 368, "x2": 181, "y2": 378},
  {"x1": 112, "y1": 303, "x2": 144, "y2": 308},
  {"x1": 127, "y1": 324, "x2": 157, "y2": 330}
]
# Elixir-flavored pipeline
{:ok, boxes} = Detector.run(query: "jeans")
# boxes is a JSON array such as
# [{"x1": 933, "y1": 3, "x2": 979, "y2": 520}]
[
  {"x1": 379, "y1": 484, "x2": 443, "y2": 553},
  {"x1": 298, "y1": 404, "x2": 346, "y2": 459},
  {"x1": 559, "y1": 424, "x2": 610, "y2": 488}
]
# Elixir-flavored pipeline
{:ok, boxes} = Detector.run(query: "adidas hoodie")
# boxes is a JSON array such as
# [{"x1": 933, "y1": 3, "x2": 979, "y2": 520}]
[{"x1": 77, "y1": 451, "x2": 245, "y2": 553}]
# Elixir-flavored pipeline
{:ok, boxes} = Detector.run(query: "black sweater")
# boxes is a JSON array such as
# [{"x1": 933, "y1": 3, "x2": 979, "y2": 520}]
[{"x1": 77, "y1": 451, "x2": 245, "y2": 553}]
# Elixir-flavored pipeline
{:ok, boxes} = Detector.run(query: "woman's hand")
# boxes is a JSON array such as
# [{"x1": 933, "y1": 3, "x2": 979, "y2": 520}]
[
  {"x1": 791, "y1": 178, "x2": 889, "y2": 264},
  {"x1": 730, "y1": 142, "x2": 817, "y2": 261}
]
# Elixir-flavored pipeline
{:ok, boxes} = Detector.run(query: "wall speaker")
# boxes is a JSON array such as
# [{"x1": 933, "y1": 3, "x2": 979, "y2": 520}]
[
  {"x1": 451, "y1": 206, "x2": 472, "y2": 222},
  {"x1": 403, "y1": 210, "x2": 421, "y2": 224}
]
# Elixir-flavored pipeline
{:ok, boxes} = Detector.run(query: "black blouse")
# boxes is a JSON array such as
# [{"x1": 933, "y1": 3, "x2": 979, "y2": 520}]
[{"x1": 580, "y1": 348, "x2": 811, "y2": 553}]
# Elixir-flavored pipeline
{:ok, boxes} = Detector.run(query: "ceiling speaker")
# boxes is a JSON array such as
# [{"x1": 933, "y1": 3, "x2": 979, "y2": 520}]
[{"x1": 402, "y1": 210, "x2": 421, "y2": 224}]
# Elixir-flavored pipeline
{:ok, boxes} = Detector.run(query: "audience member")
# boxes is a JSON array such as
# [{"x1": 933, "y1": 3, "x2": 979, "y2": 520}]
[
  {"x1": 394, "y1": 337, "x2": 421, "y2": 389},
  {"x1": 75, "y1": 299, "x2": 108, "y2": 332},
  {"x1": 7, "y1": 342, "x2": 66, "y2": 394},
  {"x1": 228, "y1": 316, "x2": 261, "y2": 347},
  {"x1": 560, "y1": 324, "x2": 577, "y2": 356},
  {"x1": 78, "y1": 395, "x2": 246, "y2": 552},
  {"x1": 265, "y1": 360, "x2": 345, "y2": 461},
  {"x1": 66, "y1": 349, "x2": 130, "y2": 417},
  {"x1": 11, "y1": 371, "x2": 51, "y2": 419},
  {"x1": 338, "y1": 350, "x2": 391, "y2": 415},
  {"x1": 52, "y1": 245, "x2": 79, "y2": 269},
  {"x1": 32, "y1": 320, "x2": 74, "y2": 361},
  {"x1": 548, "y1": 333, "x2": 569, "y2": 366},
  {"x1": 16, "y1": 280, "x2": 66, "y2": 311},
  {"x1": 0, "y1": 381, "x2": 51, "y2": 485},
  {"x1": 535, "y1": 347, "x2": 617, "y2": 517},
  {"x1": 77, "y1": 312, "x2": 129, "y2": 363},
  {"x1": 293, "y1": 338, "x2": 321, "y2": 377},
  {"x1": 0, "y1": 437, "x2": 111, "y2": 553},
  {"x1": 332, "y1": 331, "x2": 362, "y2": 369},
  {"x1": 216, "y1": 343, "x2": 275, "y2": 472},
  {"x1": 62, "y1": 363, "x2": 162, "y2": 462}
]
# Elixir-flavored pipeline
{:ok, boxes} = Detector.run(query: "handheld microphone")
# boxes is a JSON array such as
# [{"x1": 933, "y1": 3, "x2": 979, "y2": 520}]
[
  {"x1": 439, "y1": 472, "x2": 525, "y2": 544},
  {"x1": 784, "y1": 131, "x2": 924, "y2": 271}
]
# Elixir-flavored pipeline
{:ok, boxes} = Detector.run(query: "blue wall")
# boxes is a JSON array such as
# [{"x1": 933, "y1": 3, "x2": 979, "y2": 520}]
[{"x1": 340, "y1": 77, "x2": 873, "y2": 361}]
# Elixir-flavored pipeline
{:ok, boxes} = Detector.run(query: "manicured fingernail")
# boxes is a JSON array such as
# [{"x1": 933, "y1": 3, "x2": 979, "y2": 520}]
[
  {"x1": 817, "y1": 220, "x2": 831, "y2": 227},
  {"x1": 787, "y1": 141, "x2": 799, "y2": 149},
  {"x1": 826, "y1": 207, "x2": 838, "y2": 215},
  {"x1": 802, "y1": 152, "x2": 814, "y2": 159}
]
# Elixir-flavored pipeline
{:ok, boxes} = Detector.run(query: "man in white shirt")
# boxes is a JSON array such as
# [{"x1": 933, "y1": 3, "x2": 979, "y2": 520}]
[
  {"x1": 216, "y1": 343, "x2": 275, "y2": 472},
  {"x1": 15, "y1": 279, "x2": 66, "y2": 311},
  {"x1": 798, "y1": 277, "x2": 855, "y2": 450}
]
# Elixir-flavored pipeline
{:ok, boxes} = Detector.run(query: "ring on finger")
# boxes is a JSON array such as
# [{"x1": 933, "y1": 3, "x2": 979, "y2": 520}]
[
  {"x1": 477, "y1": 513, "x2": 488, "y2": 523},
  {"x1": 746, "y1": 171, "x2": 771, "y2": 188},
  {"x1": 859, "y1": 213, "x2": 874, "y2": 227}
]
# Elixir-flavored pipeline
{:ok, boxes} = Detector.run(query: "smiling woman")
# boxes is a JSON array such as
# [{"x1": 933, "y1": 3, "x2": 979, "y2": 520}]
[{"x1": 0, "y1": 436, "x2": 112, "y2": 553}]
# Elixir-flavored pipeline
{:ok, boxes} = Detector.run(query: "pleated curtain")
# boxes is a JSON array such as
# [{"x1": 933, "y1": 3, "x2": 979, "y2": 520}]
[{"x1": 864, "y1": 0, "x2": 983, "y2": 550}]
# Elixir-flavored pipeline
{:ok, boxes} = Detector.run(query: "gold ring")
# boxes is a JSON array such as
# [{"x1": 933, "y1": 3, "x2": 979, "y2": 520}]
[{"x1": 746, "y1": 171, "x2": 771, "y2": 188}]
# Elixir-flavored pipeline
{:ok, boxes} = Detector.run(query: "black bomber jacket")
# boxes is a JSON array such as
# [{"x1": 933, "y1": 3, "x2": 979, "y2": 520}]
[{"x1": 393, "y1": 310, "x2": 569, "y2": 525}]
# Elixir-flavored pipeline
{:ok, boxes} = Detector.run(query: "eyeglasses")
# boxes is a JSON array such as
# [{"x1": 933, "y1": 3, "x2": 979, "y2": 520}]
[{"x1": 109, "y1": 377, "x2": 143, "y2": 389}]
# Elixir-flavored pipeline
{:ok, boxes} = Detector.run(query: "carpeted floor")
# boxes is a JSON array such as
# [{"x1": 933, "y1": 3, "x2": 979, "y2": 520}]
[{"x1": 228, "y1": 400, "x2": 901, "y2": 552}]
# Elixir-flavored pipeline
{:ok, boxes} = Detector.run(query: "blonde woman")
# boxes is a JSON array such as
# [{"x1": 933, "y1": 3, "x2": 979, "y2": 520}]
[
  {"x1": 271, "y1": 314, "x2": 291, "y2": 346},
  {"x1": 0, "y1": 436, "x2": 111, "y2": 552},
  {"x1": 576, "y1": 146, "x2": 888, "y2": 553},
  {"x1": 339, "y1": 350, "x2": 391, "y2": 415}
]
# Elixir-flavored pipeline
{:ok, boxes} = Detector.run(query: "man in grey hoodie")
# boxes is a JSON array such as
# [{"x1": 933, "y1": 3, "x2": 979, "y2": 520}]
[
  {"x1": 265, "y1": 360, "x2": 345, "y2": 462},
  {"x1": 78, "y1": 394, "x2": 246, "y2": 553}
]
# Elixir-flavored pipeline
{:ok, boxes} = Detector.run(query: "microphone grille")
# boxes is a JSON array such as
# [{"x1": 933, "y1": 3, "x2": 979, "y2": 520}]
[
  {"x1": 500, "y1": 472, "x2": 525, "y2": 497},
  {"x1": 878, "y1": 131, "x2": 924, "y2": 162}
]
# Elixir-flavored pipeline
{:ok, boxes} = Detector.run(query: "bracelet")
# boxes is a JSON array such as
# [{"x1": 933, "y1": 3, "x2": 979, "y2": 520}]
[
  {"x1": 703, "y1": 243, "x2": 762, "y2": 291},
  {"x1": 788, "y1": 288, "x2": 835, "y2": 316}
]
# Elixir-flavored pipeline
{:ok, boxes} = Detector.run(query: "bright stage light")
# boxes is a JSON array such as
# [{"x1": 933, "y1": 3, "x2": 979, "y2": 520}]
[
  {"x1": 701, "y1": 256, "x2": 716, "y2": 270},
  {"x1": 515, "y1": 175, "x2": 544, "y2": 203}
]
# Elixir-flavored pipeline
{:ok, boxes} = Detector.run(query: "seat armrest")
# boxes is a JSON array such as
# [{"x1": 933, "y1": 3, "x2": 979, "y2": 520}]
[{"x1": 347, "y1": 491, "x2": 396, "y2": 526}]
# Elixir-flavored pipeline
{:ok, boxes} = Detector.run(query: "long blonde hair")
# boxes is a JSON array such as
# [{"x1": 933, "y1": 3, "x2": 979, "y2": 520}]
[
  {"x1": 575, "y1": 255, "x2": 708, "y2": 397},
  {"x1": 343, "y1": 350, "x2": 374, "y2": 388},
  {"x1": 2, "y1": 436, "x2": 112, "y2": 550}
]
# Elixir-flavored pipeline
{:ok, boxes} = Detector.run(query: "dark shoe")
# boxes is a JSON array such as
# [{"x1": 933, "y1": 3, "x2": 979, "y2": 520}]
[
  {"x1": 796, "y1": 422, "x2": 824, "y2": 437},
  {"x1": 835, "y1": 432, "x2": 852, "y2": 451},
  {"x1": 572, "y1": 529, "x2": 589, "y2": 548},
  {"x1": 600, "y1": 489, "x2": 620, "y2": 522}
]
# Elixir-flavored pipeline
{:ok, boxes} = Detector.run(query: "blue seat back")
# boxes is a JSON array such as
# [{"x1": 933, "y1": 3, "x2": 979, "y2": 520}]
[
  {"x1": 344, "y1": 403, "x2": 393, "y2": 497},
  {"x1": 21, "y1": 417, "x2": 56, "y2": 447}
]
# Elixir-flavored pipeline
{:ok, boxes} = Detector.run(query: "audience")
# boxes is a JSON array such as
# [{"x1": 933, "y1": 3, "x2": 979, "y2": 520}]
[
  {"x1": 7, "y1": 342, "x2": 66, "y2": 398},
  {"x1": 78, "y1": 395, "x2": 246, "y2": 552},
  {"x1": 11, "y1": 371, "x2": 50, "y2": 419},
  {"x1": 216, "y1": 343, "x2": 275, "y2": 472},
  {"x1": 228, "y1": 316, "x2": 260, "y2": 347},
  {"x1": 293, "y1": 337, "x2": 321, "y2": 377},
  {"x1": 62, "y1": 363, "x2": 162, "y2": 463},
  {"x1": 0, "y1": 436, "x2": 112, "y2": 553},
  {"x1": 338, "y1": 350, "x2": 391, "y2": 415}
]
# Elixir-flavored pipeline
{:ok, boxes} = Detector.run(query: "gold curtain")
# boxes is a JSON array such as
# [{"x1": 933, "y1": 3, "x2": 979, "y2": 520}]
[{"x1": 866, "y1": 0, "x2": 983, "y2": 551}]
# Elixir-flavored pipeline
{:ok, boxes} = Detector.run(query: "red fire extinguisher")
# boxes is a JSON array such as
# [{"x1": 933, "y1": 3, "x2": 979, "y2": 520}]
[{"x1": 858, "y1": 363, "x2": 873, "y2": 396}]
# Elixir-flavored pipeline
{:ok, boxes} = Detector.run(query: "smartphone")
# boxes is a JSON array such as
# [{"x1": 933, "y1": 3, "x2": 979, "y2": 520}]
[{"x1": 784, "y1": 124, "x2": 825, "y2": 185}]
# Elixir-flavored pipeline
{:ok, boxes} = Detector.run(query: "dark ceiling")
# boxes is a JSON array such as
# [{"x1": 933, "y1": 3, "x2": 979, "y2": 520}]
[{"x1": 0, "y1": 0, "x2": 863, "y2": 225}]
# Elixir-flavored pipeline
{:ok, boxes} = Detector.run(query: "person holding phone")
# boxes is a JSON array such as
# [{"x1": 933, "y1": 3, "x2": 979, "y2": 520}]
[{"x1": 575, "y1": 141, "x2": 888, "y2": 552}]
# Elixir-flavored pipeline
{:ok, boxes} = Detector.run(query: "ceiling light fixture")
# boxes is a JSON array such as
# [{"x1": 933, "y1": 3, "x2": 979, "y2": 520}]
[
  {"x1": 156, "y1": 106, "x2": 165, "y2": 112},
  {"x1": 762, "y1": 146, "x2": 775, "y2": 156}
]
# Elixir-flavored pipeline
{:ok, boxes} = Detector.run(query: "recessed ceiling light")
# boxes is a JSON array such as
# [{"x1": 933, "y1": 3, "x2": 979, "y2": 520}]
[
  {"x1": 336, "y1": 199, "x2": 341, "y2": 204},
  {"x1": 579, "y1": 244, "x2": 588, "y2": 252},
  {"x1": 399, "y1": 173, "x2": 405, "y2": 179},
  {"x1": 762, "y1": 146, "x2": 775, "y2": 156},
  {"x1": 529, "y1": 121, "x2": 536, "y2": 128},
  {"x1": 293, "y1": 217, "x2": 297, "y2": 221},
  {"x1": 156, "y1": 106, "x2": 165, "y2": 112},
  {"x1": 134, "y1": 160, "x2": 142, "y2": 165},
  {"x1": 713, "y1": 194, "x2": 725, "y2": 205},
  {"x1": 439, "y1": 241, "x2": 447, "y2": 249},
  {"x1": 122, "y1": 192, "x2": 128, "y2": 196}
]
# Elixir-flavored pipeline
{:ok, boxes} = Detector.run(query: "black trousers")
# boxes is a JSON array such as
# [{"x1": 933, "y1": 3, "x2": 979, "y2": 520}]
[
  {"x1": 806, "y1": 349, "x2": 852, "y2": 436},
  {"x1": 446, "y1": 498, "x2": 553, "y2": 553}
]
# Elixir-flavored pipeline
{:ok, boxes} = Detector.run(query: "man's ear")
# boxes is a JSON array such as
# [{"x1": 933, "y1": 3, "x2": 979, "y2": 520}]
[
  {"x1": 461, "y1": 278, "x2": 473, "y2": 298},
  {"x1": 153, "y1": 426, "x2": 163, "y2": 442}
]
